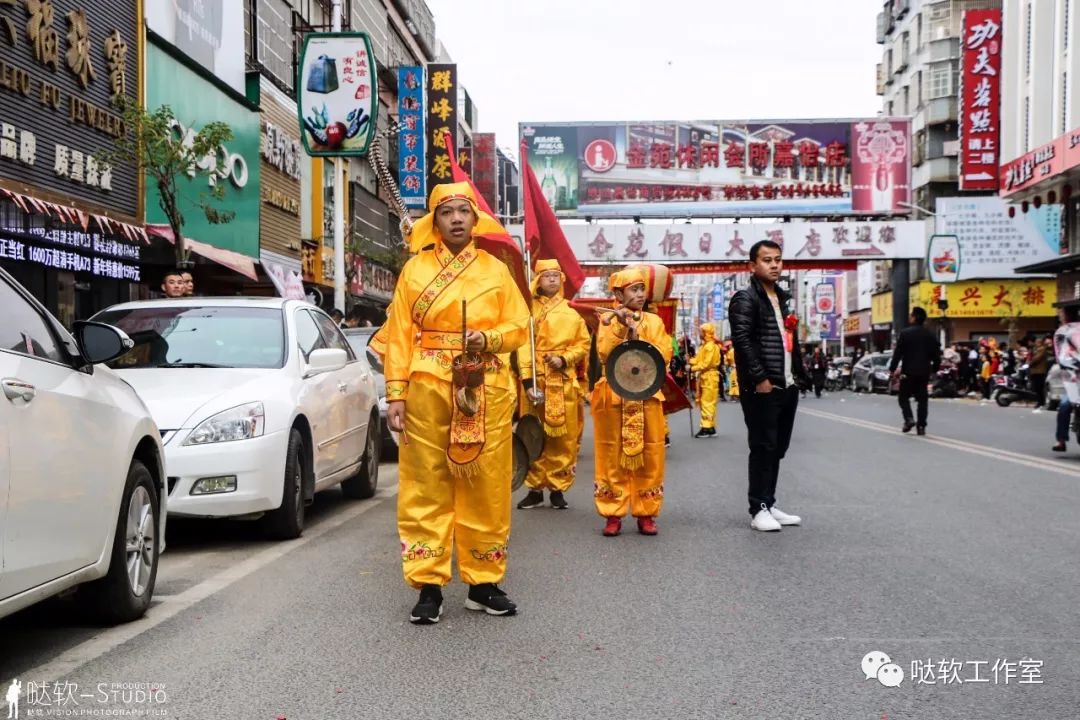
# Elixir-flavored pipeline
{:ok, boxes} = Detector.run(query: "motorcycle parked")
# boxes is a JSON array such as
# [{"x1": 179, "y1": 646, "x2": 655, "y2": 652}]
[
  {"x1": 825, "y1": 358, "x2": 852, "y2": 392},
  {"x1": 993, "y1": 363, "x2": 1040, "y2": 407},
  {"x1": 931, "y1": 362, "x2": 960, "y2": 398}
]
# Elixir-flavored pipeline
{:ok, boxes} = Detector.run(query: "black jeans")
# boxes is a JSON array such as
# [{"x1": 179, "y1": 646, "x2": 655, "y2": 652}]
[
  {"x1": 739, "y1": 385, "x2": 799, "y2": 515},
  {"x1": 899, "y1": 374, "x2": 929, "y2": 427},
  {"x1": 1031, "y1": 373, "x2": 1047, "y2": 407}
]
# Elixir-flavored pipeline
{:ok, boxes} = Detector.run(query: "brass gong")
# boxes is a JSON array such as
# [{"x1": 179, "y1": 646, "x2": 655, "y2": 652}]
[{"x1": 605, "y1": 339, "x2": 666, "y2": 401}]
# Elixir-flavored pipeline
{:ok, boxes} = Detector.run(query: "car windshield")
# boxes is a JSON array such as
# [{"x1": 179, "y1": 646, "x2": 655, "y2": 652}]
[
  {"x1": 94, "y1": 306, "x2": 285, "y2": 369},
  {"x1": 872, "y1": 356, "x2": 891, "y2": 367}
]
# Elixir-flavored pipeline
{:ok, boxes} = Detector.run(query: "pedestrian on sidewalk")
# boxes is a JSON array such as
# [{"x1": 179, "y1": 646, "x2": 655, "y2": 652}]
[
  {"x1": 1029, "y1": 335, "x2": 1052, "y2": 408},
  {"x1": 889, "y1": 306, "x2": 941, "y2": 435},
  {"x1": 809, "y1": 347, "x2": 828, "y2": 398},
  {"x1": 690, "y1": 322, "x2": 721, "y2": 438},
  {"x1": 729, "y1": 240, "x2": 807, "y2": 532},
  {"x1": 1051, "y1": 306, "x2": 1080, "y2": 452},
  {"x1": 384, "y1": 182, "x2": 530, "y2": 625},
  {"x1": 515, "y1": 259, "x2": 591, "y2": 511},
  {"x1": 592, "y1": 267, "x2": 672, "y2": 537}
]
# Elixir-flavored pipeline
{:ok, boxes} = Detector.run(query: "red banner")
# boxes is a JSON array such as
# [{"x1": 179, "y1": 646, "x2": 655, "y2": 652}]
[
  {"x1": 960, "y1": 10, "x2": 1002, "y2": 191},
  {"x1": 473, "y1": 133, "x2": 498, "y2": 212}
]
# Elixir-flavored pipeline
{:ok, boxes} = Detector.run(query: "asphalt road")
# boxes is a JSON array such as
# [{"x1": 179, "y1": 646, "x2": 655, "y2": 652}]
[{"x1": 2, "y1": 391, "x2": 1078, "y2": 719}]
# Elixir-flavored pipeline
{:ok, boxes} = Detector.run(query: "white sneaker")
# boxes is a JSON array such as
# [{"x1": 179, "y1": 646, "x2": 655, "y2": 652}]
[
  {"x1": 770, "y1": 507, "x2": 802, "y2": 526},
  {"x1": 751, "y1": 505, "x2": 782, "y2": 532}
]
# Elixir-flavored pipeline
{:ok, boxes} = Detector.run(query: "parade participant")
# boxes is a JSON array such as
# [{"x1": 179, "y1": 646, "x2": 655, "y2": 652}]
[
  {"x1": 889, "y1": 307, "x2": 941, "y2": 436},
  {"x1": 689, "y1": 322, "x2": 721, "y2": 438},
  {"x1": 384, "y1": 182, "x2": 530, "y2": 624},
  {"x1": 515, "y1": 259, "x2": 591, "y2": 510},
  {"x1": 724, "y1": 340, "x2": 739, "y2": 399},
  {"x1": 592, "y1": 267, "x2": 672, "y2": 537},
  {"x1": 729, "y1": 240, "x2": 807, "y2": 532}
]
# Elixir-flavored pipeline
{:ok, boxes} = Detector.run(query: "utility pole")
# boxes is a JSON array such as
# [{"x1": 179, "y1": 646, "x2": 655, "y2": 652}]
[{"x1": 332, "y1": 0, "x2": 346, "y2": 313}]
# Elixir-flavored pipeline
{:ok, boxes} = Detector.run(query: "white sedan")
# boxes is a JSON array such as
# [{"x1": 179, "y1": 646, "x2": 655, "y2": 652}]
[
  {"x1": 0, "y1": 267, "x2": 166, "y2": 623},
  {"x1": 94, "y1": 297, "x2": 381, "y2": 540}
]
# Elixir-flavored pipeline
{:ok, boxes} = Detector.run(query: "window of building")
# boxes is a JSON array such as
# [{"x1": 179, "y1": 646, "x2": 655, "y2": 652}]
[
  {"x1": 901, "y1": 32, "x2": 911, "y2": 68},
  {"x1": 916, "y1": 13, "x2": 924, "y2": 52},
  {"x1": 903, "y1": 85, "x2": 910, "y2": 115},
  {"x1": 928, "y1": 63, "x2": 952, "y2": 98},
  {"x1": 914, "y1": 70, "x2": 923, "y2": 109}
]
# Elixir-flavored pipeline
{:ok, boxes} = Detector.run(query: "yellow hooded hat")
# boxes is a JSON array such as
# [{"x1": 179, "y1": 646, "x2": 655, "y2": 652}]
[
  {"x1": 700, "y1": 323, "x2": 716, "y2": 341},
  {"x1": 531, "y1": 258, "x2": 565, "y2": 297},
  {"x1": 608, "y1": 266, "x2": 647, "y2": 294},
  {"x1": 407, "y1": 181, "x2": 506, "y2": 253}
]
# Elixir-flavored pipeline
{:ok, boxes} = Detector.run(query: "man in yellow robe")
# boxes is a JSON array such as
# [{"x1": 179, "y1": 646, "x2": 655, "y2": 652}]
[
  {"x1": 515, "y1": 260, "x2": 591, "y2": 510},
  {"x1": 384, "y1": 182, "x2": 529, "y2": 624},
  {"x1": 592, "y1": 268, "x2": 672, "y2": 537},
  {"x1": 690, "y1": 322, "x2": 721, "y2": 438}
]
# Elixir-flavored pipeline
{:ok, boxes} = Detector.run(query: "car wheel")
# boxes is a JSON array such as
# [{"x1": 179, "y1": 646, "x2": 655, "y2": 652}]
[
  {"x1": 262, "y1": 429, "x2": 305, "y2": 540},
  {"x1": 82, "y1": 459, "x2": 159, "y2": 624},
  {"x1": 342, "y1": 411, "x2": 380, "y2": 499}
]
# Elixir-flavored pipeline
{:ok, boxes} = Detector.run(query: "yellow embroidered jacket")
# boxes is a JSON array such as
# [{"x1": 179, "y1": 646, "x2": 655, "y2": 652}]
[
  {"x1": 516, "y1": 294, "x2": 591, "y2": 391},
  {"x1": 383, "y1": 242, "x2": 530, "y2": 401}
]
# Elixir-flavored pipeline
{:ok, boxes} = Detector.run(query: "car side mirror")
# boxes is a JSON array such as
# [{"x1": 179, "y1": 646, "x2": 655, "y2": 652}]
[
  {"x1": 366, "y1": 348, "x2": 384, "y2": 374},
  {"x1": 73, "y1": 321, "x2": 134, "y2": 365},
  {"x1": 305, "y1": 348, "x2": 348, "y2": 378}
]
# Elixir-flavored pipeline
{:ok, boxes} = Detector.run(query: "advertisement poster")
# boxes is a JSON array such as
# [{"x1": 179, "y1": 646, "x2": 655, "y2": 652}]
[
  {"x1": 397, "y1": 66, "x2": 426, "y2": 208},
  {"x1": 519, "y1": 119, "x2": 911, "y2": 218},
  {"x1": 146, "y1": 0, "x2": 245, "y2": 96},
  {"x1": 426, "y1": 64, "x2": 458, "y2": 191},
  {"x1": 297, "y1": 33, "x2": 378, "y2": 157},
  {"x1": 936, "y1": 197, "x2": 1061, "y2": 279},
  {"x1": 960, "y1": 10, "x2": 1002, "y2": 190}
]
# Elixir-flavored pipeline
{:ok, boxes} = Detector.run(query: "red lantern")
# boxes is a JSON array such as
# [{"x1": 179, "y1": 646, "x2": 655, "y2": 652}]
[
  {"x1": 1008, "y1": 206, "x2": 1016, "y2": 218},
  {"x1": 1022, "y1": 201, "x2": 1030, "y2": 213},
  {"x1": 1034, "y1": 196, "x2": 1043, "y2": 209}
]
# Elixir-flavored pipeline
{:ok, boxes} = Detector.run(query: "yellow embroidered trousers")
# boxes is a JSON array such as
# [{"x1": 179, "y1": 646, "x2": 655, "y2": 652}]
[
  {"x1": 523, "y1": 379, "x2": 582, "y2": 493},
  {"x1": 398, "y1": 378, "x2": 513, "y2": 588},
  {"x1": 591, "y1": 382, "x2": 665, "y2": 519},
  {"x1": 699, "y1": 370, "x2": 720, "y2": 429}
]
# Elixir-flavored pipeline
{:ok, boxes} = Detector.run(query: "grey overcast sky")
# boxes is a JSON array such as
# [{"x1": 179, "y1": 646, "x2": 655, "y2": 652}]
[{"x1": 425, "y1": 0, "x2": 883, "y2": 157}]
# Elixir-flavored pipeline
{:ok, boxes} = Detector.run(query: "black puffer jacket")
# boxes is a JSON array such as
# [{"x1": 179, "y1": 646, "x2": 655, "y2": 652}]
[{"x1": 729, "y1": 276, "x2": 806, "y2": 389}]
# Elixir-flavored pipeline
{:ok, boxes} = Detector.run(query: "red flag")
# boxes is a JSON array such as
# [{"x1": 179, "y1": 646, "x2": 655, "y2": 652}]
[
  {"x1": 443, "y1": 131, "x2": 530, "y2": 304},
  {"x1": 520, "y1": 140, "x2": 585, "y2": 299}
]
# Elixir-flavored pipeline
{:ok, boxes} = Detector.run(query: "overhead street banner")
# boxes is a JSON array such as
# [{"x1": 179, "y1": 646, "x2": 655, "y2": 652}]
[
  {"x1": 519, "y1": 119, "x2": 911, "y2": 218},
  {"x1": 537, "y1": 220, "x2": 926, "y2": 264}
]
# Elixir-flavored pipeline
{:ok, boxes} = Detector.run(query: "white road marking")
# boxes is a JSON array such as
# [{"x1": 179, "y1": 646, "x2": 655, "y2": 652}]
[
  {"x1": 1, "y1": 479, "x2": 399, "y2": 686},
  {"x1": 800, "y1": 407, "x2": 1080, "y2": 479}
]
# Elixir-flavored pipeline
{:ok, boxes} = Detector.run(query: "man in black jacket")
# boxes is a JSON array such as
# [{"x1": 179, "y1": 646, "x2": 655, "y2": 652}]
[
  {"x1": 729, "y1": 240, "x2": 808, "y2": 532},
  {"x1": 889, "y1": 306, "x2": 941, "y2": 435}
]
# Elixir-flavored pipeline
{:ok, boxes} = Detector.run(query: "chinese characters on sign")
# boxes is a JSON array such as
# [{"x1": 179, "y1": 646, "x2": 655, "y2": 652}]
[
  {"x1": 396, "y1": 65, "x2": 426, "y2": 208},
  {"x1": 914, "y1": 279, "x2": 1056, "y2": 318},
  {"x1": 0, "y1": 224, "x2": 142, "y2": 281},
  {"x1": 960, "y1": 10, "x2": 1002, "y2": 190},
  {"x1": 425, "y1": 63, "x2": 456, "y2": 192},
  {"x1": 1001, "y1": 137, "x2": 1064, "y2": 195},
  {"x1": 297, "y1": 32, "x2": 379, "y2": 157},
  {"x1": 936, "y1": 197, "x2": 1061, "y2": 279},
  {"x1": 262, "y1": 121, "x2": 301, "y2": 180},
  {"x1": 528, "y1": 220, "x2": 926, "y2": 264}
]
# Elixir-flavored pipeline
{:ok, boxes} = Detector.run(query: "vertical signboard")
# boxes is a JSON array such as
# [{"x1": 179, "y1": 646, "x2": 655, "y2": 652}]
[
  {"x1": 850, "y1": 120, "x2": 911, "y2": 214},
  {"x1": 960, "y1": 10, "x2": 1002, "y2": 190},
  {"x1": 397, "y1": 66, "x2": 426, "y2": 208},
  {"x1": 473, "y1": 133, "x2": 498, "y2": 210},
  {"x1": 426, "y1": 63, "x2": 457, "y2": 192},
  {"x1": 297, "y1": 33, "x2": 378, "y2": 157}
]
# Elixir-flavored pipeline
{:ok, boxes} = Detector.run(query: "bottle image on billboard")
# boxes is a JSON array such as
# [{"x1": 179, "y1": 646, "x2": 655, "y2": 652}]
[{"x1": 542, "y1": 156, "x2": 558, "y2": 208}]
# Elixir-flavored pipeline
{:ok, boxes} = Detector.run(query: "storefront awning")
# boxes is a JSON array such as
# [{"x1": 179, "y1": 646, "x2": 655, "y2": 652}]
[
  {"x1": 146, "y1": 225, "x2": 258, "y2": 280},
  {"x1": 1015, "y1": 253, "x2": 1080, "y2": 275}
]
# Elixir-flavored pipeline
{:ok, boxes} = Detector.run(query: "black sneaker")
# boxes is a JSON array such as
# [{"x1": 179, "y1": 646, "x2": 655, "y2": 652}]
[
  {"x1": 550, "y1": 491, "x2": 568, "y2": 509},
  {"x1": 916, "y1": 426, "x2": 926, "y2": 436},
  {"x1": 694, "y1": 428, "x2": 710, "y2": 439},
  {"x1": 409, "y1": 584, "x2": 443, "y2": 625},
  {"x1": 465, "y1": 583, "x2": 517, "y2": 616},
  {"x1": 707, "y1": 428, "x2": 718, "y2": 437},
  {"x1": 664, "y1": 434, "x2": 671, "y2": 448},
  {"x1": 516, "y1": 490, "x2": 544, "y2": 509}
]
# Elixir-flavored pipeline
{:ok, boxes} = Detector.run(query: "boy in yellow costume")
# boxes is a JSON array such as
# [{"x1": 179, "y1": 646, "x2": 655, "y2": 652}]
[
  {"x1": 592, "y1": 268, "x2": 672, "y2": 537},
  {"x1": 384, "y1": 182, "x2": 530, "y2": 625},
  {"x1": 690, "y1": 322, "x2": 721, "y2": 438},
  {"x1": 515, "y1": 260, "x2": 591, "y2": 510},
  {"x1": 724, "y1": 340, "x2": 740, "y2": 399}
]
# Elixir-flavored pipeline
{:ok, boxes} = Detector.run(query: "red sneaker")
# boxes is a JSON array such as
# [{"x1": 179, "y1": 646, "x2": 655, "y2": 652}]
[
  {"x1": 637, "y1": 517, "x2": 658, "y2": 536},
  {"x1": 602, "y1": 517, "x2": 622, "y2": 537}
]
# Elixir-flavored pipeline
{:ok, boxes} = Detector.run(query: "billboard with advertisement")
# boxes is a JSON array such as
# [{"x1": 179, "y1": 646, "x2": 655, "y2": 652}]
[
  {"x1": 297, "y1": 33, "x2": 379, "y2": 157},
  {"x1": 520, "y1": 119, "x2": 911, "y2": 218},
  {"x1": 426, "y1": 64, "x2": 458, "y2": 191},
  {"x1": 913, "y1": 279, "x2": 1056, "y2": 318},
  {"x1": 934, "y1": 197, "x2": 1061, "y2": 280},
  {"x1": 560, "y1": 220, "x2": 925, "y2": 264},
  {"x1": 397, "y1": 66, "x2": 426, "y2": 208},
  {"x1": 959, "y1": 10, "x2": 1002, "y2": 191},
  {"x1": 146, "y1": 0, "x2": 246, "y2": 96}
]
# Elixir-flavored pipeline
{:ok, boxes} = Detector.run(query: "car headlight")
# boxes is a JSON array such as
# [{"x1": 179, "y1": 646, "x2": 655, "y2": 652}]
[{"x1": 183, "y1": 402, "x2": 265, "y2": 445}]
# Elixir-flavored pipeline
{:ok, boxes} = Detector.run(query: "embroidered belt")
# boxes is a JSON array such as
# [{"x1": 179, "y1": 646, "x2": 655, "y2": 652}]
[{"x1": 416, "y1": 330, "x2": 465, "y2": 351}]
